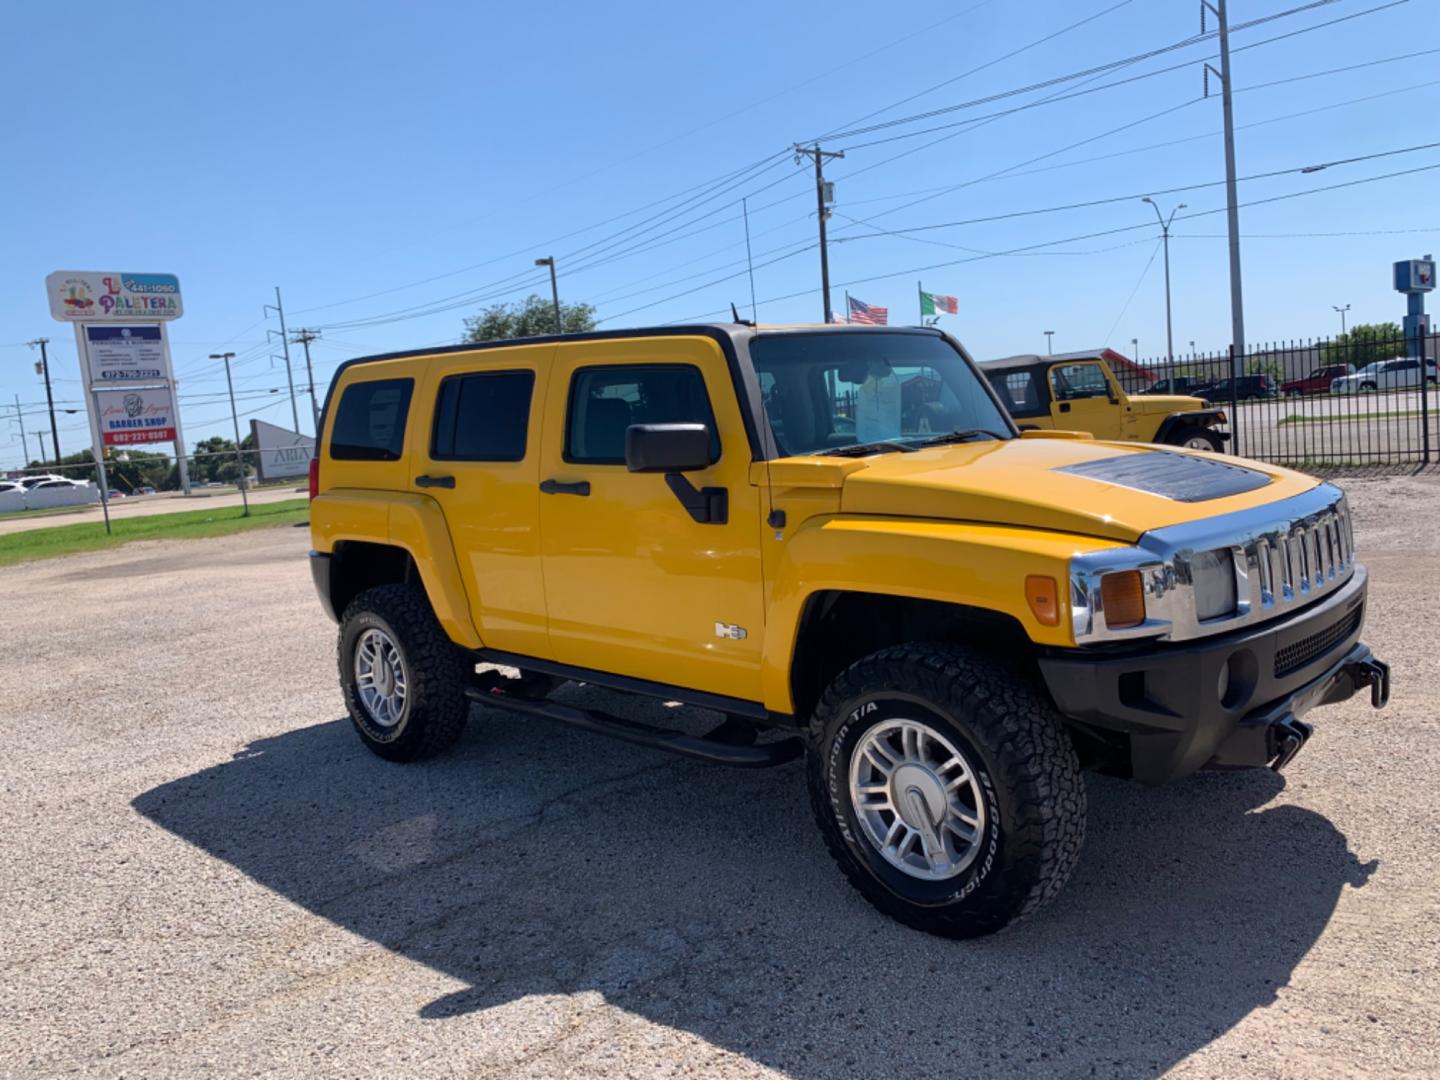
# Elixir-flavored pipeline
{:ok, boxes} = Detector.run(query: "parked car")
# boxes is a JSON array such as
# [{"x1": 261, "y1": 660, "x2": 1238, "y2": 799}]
[
  {"x1": 19, "y1": 473, "x2": 68, "y2": 489},
  {"x1": 981, "y1": 354, "x2": 1229, "y2": 450},
  {"x1": 1141, "y1": 376, "x2": 1214, "y2": 397},
  {"x1": 1281, "y1": 364, "x2": 1350, "y2": 397},
  {"x1": 308, "y1": 321, "x2": 1388, "y2": 938},
  {"x1": 135, "y1": 486, "x2": 157, "y2": 496},
  {"x1": 1199, "y1": 375, "x2": 1279, "y2": 402},
  {"x1": 1329, "y1": 357, "x2": 1439, "y2": 394},
  {"x1": 30, "y1": 478, "x2": 88, "y2": 490}
]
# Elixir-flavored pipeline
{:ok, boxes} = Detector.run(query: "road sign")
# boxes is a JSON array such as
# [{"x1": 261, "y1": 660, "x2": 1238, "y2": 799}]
[
  {"x1": 94, "y1": 386, "x2": 178, "y2": 446},
  {"x1": 83, "y1": 325, "x2": 173, "y2": 385},
  {"x1": 46, "y1": 271, "x2": 183, "y2": 321}
]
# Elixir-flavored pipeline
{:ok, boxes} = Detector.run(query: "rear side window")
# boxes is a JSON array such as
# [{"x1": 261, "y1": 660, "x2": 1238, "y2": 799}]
[
  {"x1": 565, "y1": 364, "x2": 719, "y2": 465},
  {"x1": 330, "y1": 378, "x2": 414, "y2": 461},
  {"x1": 431, "y1": 370, "x2": 535, "y2": 461}
]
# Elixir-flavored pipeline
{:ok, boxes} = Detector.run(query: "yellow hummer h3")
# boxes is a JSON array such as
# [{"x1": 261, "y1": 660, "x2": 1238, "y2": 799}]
[
  {"x1": 981, "y1": 351, "x2": 1230, "y2": 450},
  {"x1": 309, "y1": 324, "x2": 1388, "y2": 938}
]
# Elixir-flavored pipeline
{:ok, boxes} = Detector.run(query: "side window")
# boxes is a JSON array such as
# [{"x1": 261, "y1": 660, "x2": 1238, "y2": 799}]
[
  {"x1": 330, "y1": 378, "x2": 413, "y2": 461},
  {"x1": 992, "y1": 370, "x2": 1046, "y2": 418},
  {"x1": 1050, "y1": 363, "x2": 1110, "y2": 402},
  {"x1": 431, "y1": 370, "x2": 535, "y2": 462},
  {"x1": 565, "y1": 364, "x2": 719, "y2": 465}
]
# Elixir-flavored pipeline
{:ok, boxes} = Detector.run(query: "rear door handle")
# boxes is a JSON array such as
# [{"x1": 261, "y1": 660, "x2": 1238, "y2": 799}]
[
  {"x1": 415, "y1": 474, "x2": 455, "y2": 489},
  {"x1": 540, "y1": 479, "x2": 590, "y2": 496}
]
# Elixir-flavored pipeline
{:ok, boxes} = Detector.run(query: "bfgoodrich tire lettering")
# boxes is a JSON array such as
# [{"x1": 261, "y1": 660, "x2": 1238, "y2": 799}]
[
  {"x1": 338, "y1": 584, "x2": 470, "y2": 762},
  {"x1": 807, "y1": 643, "x2": 1086, "y2": 938}
]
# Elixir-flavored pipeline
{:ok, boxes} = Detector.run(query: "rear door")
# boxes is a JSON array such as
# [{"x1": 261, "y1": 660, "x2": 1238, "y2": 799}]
[{"x1": 411, "y1": 345, "x2": 554, "y2": 659}]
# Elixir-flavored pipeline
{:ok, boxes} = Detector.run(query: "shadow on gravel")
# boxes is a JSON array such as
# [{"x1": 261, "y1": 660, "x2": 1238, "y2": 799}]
[{"x1": 134, "y1": 699, "x2": 1375, "y2": 1077}]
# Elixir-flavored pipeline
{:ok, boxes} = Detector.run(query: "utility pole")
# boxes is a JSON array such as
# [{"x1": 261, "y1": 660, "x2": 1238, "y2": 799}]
[
  {"x1": 794, "y1": 144, "x2": 845, "y2": 323},
  {"x1": 27, "y1": 338, "x2": 61, "y2": 465},
  {"x1": 1044, "y1": 330, "x2": 1055, "y2": 355},
  {"x1": 534, "y1": 257, "x2": 562, "y2": 334},
  {"x1": 1132, "y1": 337, "x2": 1140, "y2": 361},
  {"x1": 11, "y1": 394, "x2": 28, "y2": 467},
  {"x1": 1142, "y1": 197, "x2": 1186, "y2": 365},
  {"x1": 211, "y1": 352, "x2": 249, "y2": 517},
  {"x1": 290, "y1": 328, "x2": 322, "y2": 429},
  {"x1": 1333, "y1": 304, "x2": 1351, "y2": 336},
  {"x1": 264, "y1": 287, "x2": 301, "y2": 433},
  {"x1": 1204, "y1": 0, "x2": 1246, "y2": 377}
]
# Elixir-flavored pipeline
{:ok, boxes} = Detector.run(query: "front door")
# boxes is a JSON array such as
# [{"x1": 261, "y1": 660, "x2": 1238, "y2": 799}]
[
  {"x1": 537, "y1": 337, "x2": 766, "y2": 703},
  {"x1": 1047, "y1": 361, "x2": 1126, "y2": 440}
]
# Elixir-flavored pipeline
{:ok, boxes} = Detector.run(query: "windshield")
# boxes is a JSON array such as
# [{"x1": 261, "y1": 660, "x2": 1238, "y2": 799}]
[{"x1": 750, "y1": 331, "x2": 1012, "y2": 457}]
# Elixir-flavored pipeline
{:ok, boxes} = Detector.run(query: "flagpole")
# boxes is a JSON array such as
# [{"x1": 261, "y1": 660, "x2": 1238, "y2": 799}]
[
  {"x1": 845, "y1": 291, "x2": 851, "y2": 324},
  {"x1": 918, "y1": 280, "x2": 924, "y2": 326}
]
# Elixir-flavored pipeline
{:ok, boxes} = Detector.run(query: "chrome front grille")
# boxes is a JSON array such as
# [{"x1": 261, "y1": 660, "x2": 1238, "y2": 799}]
[
  {"x1": 1070, "y1": 484, "x2": 1358, "y2": 644},
  {"x1": 1251, "y1": 497, "x2": 1353, "y2": 611}
]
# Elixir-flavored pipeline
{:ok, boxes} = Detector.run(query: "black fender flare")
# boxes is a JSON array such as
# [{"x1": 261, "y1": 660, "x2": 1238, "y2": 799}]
[{"x1": 1154, "y1": 410, "x2": 1230, "y2": 444}]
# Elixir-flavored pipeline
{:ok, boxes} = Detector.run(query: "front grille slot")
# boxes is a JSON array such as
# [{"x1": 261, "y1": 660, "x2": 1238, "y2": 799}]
[
  {"x1": 1274, "y1": 605, "x2": 1362, "y2": 678},
  {"x1": 1244, "y1": 497, "x2": 1352, "y2": 613}
]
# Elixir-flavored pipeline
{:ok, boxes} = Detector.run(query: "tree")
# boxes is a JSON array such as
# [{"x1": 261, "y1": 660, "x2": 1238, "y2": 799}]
[
  {"x1": 1322, "y1": 322, "x2": 1403, "y2": 370},
  {"x1": 1247, "y1": 358, "x2": 1283, "y2": 381},
  {"x1": 462, "y1": 293, "x2": 596, "y2": 343}
]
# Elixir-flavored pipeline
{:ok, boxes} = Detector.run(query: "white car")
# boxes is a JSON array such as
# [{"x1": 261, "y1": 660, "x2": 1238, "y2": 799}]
[{"x1": 1330, "y1": 357, "x2": 1438, "y2": 394}]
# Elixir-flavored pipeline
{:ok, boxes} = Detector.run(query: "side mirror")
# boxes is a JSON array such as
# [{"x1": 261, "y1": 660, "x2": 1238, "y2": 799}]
[{"x1": 625, "y1": 423, "x2": 710, "y2": 473}]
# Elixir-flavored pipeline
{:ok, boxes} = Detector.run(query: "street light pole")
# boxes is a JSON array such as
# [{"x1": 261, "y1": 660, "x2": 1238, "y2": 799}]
[
  {"x1": 1142, "y1": 197, "x2": 1186, "y2": 366},
  {"x1": 535, "y1": 257, "x2": 562, "y2": 335},
  {"x1": 210, "y1": 352, "x2": 249, "y2": 517},
  {"x1": 1044, "y1": 330, "x2": 1055, "y2": 355},
  {"x1": 1131, "y1": 337, "x2": 1140, "y2": 362},
  {"x1": 1333, "y1": 304, "x2": 1351, "y2": 336}
]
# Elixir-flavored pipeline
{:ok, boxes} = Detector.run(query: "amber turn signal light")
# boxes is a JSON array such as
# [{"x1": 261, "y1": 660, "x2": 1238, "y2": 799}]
[
  {"x1": 1025, "y1": 575, "x2": 1060, "y2": 627},
  {"x1": 1101, "y1": 570, "x2": 1146, "y2": 630}
]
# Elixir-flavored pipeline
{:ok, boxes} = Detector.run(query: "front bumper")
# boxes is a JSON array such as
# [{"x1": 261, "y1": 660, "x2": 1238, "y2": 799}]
[{"x1": 1040, "y1": 565, "x2": 1389, "y2": 784}]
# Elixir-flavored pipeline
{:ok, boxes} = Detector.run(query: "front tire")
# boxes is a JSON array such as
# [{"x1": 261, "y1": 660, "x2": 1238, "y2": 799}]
[
  {"x1": 807, "y1": 643, "x2": 1085, "y2": 938},
  {"x1": 1169, "y1": 425, "x2": 1224, "y2": 452},
  {"x1": 339, "y1": 584, "x2": 470, "y2": 761}
]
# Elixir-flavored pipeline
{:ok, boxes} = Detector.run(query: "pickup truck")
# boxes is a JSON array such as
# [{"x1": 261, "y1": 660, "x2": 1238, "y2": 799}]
[
  {"x1": 1282, "y1": 364, "x2": 1351, "y2": 397},
  {"x1": 308, "y1": 323, "x2": 1389, "y2": 938}
]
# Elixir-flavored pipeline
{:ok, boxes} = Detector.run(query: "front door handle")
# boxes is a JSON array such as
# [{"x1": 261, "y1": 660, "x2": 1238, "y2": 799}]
[
  {"x1": 415, "y1": 474, "x2": 455, "y2": 489},
  {"x1": 540, "y1": 478, "x2": 590, "y2": 496}
]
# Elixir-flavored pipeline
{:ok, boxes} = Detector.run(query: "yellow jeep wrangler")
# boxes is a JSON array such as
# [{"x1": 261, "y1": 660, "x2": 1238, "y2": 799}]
[
  {"x1": 982, "y1": 352, "x2": 1230, "y2": 451},
  {"x1": 309, "y1": 324, "x2": 1387, "y2": 938}
]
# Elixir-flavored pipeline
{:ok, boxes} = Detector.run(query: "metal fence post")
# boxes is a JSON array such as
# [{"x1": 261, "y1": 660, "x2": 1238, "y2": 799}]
[{"x1": 1228, "y1": 345, "x2": 1241, "y2": 457}]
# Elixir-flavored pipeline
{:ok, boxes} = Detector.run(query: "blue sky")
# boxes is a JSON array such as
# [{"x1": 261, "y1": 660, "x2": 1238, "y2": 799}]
[{"x1": 3, "y1": 0, "x2": 1437, "y2": 463}]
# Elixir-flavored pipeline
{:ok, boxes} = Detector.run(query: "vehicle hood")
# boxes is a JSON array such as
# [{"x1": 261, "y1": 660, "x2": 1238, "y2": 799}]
[
  {"x1": 1130, "y1": 393, "x2": 1209, "y2": 413},
  {"x1": 835, "y1": 438, "x2": 1319, "y2": 543}
]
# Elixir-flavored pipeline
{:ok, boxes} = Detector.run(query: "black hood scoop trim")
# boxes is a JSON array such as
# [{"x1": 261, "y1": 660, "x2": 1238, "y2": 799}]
[{"x1": 1053, "y1": 450, "x2": 1270, "y2": 502}]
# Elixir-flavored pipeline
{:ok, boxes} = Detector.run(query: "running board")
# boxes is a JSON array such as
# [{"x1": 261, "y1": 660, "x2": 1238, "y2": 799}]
[{"x1": 463, "y1": 682, "x2": 804, "y2": 768}]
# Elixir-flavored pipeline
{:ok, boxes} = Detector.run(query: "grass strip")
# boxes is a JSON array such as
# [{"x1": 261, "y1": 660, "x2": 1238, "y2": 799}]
[{"x1": 0, "y1": 499, "x2": 308, "y2": 568}]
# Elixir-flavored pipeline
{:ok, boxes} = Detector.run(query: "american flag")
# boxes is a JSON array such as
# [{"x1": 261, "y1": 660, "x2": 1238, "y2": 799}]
[{"x1": 848, "y1": 296, "x2": 888, "y2": 325}]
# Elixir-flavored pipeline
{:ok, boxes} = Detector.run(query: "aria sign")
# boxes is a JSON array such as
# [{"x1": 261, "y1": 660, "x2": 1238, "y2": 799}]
[{"x1": 45, "y1": 271, "x2": 183, "y2": 321}]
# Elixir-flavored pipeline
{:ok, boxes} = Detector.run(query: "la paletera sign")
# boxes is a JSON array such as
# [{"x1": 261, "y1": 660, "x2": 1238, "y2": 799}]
[{"x1": 45, "y1": 271, "x2": 183, "y2": 321}]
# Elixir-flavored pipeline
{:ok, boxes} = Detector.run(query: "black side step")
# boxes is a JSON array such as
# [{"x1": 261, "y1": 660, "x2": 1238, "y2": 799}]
[{"x1": 464, "y1": 683, "x2": 803, "y2": 768}]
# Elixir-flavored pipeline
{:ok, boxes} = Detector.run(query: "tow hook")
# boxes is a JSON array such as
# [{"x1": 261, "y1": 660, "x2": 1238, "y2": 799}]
[
  {"x1": 1269, "y1": 716, "x2": 1314, "y2": 773},
  {"x1": 1349, "y1": 657, "x2": 1391, "y2": 709}
]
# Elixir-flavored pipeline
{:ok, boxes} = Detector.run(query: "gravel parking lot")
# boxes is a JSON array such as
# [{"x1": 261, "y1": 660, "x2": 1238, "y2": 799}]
[{"x1": 2, "y1": 474, "x2": 1438, "y2": 1078}]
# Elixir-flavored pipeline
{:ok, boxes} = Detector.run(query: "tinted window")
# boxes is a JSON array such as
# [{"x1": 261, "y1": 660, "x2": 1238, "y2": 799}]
[
  {"x1": 431, "y1": 370, "x2": 534, "y2": 462},
  {"x1": 566, "y1": 364, "x2": 719, "y2": 465},
  {"x1": 331, "y1": 378, "x2": 413, "y2": 461}
]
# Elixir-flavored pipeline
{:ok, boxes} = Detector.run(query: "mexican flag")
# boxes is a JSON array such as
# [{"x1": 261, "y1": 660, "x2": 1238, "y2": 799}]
[{"x1": 920, "y1": 290, "x2": 959, "y2": 316}]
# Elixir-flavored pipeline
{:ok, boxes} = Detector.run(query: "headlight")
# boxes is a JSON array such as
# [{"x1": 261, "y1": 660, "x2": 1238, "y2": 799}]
[{"x1": 1189, "y1": 548, "x2": 1237, "y2": 621}]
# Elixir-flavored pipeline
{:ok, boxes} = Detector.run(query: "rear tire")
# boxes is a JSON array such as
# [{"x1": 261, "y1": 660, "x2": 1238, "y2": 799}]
[
  {"x1": 338, "y1": 584, "x2": 470, "y2": 761},
  {"x1": 1168, "y1": 425, "x2": 1224, "y2": 452},
  {"x1": 806, "y1": 643, "x2": 1085, "y2": 938}
]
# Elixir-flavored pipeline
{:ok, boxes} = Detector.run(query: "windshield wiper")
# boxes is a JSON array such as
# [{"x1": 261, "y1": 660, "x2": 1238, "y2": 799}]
[
  {"x1": 824, "y1": 440, "x2": 919, "y2": 458},
  {"x1": 911, "y1": 428, "x2": 1005, "y2": 447}
]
